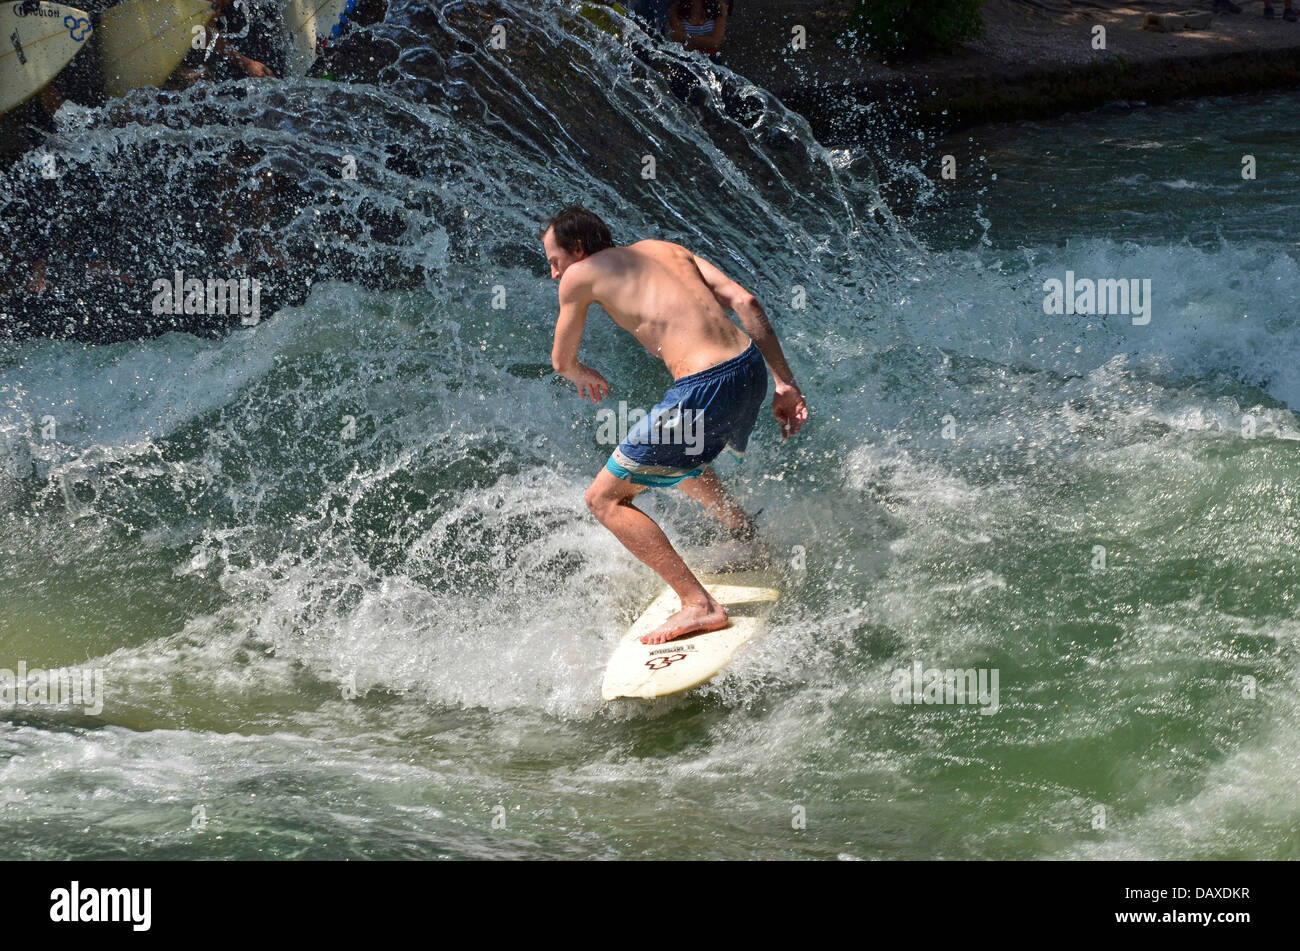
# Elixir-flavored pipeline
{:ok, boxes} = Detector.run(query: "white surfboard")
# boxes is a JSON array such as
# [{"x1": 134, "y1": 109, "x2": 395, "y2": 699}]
[
  {"x1": 0, "y1": 2, "x2": 94, "y2": 117},
  {"x1": 97, "y1": 0, "x2": 219, "y2": 98},
  {"x1": 601, "y1": 571, "x2": 780, "y2": 701},
  {"x1": 279, "y1": 0, "x2": 356, "y2": 77}
]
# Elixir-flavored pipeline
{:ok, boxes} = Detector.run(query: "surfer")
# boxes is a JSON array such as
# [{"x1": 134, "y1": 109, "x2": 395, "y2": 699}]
[{"x1": 541, "y1": 206, "x2": 808, "y2": 644}]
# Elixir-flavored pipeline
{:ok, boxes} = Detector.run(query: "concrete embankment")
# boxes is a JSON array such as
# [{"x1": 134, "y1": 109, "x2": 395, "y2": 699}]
[{"x1": 717, "y1": 0, "x2": 1300, "y2": 137}]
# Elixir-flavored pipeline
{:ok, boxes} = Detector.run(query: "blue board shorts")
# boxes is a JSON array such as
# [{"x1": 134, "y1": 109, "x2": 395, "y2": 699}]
[{"x1": 606, "y1": 341, "x2": 767, "y2": 487}]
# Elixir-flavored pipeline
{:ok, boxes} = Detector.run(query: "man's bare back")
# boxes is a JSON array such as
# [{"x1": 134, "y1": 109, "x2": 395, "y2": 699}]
[{"x1": 572, "y1": 240, "x2": 751, "y2": 379}]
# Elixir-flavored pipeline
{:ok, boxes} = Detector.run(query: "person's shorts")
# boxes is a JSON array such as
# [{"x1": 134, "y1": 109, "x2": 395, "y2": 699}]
[{"x1": 606, "y1": 341, "x2": 767, "y2": 487}]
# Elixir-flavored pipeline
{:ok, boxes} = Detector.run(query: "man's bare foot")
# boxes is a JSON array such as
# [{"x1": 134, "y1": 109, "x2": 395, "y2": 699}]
[{"x1": 641, "y1": 597, "x2": 729, "y2": 644}]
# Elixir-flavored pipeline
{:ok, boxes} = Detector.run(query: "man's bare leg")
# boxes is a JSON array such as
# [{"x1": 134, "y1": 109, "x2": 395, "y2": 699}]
[
  {"x1": 679, "y1": 467, "x2": 770, "y2": 567},
  {"x1": 679, "y1": 467, "x2": 758, "y2": 537},
  {"x1": 585, "y1": 468, "x2": 728, "y2": 644}
]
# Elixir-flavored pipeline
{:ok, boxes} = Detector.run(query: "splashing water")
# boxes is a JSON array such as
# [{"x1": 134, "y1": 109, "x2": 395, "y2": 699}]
[{"x1": 0, "y1": 1, "x2": 1297, "y2": 859}]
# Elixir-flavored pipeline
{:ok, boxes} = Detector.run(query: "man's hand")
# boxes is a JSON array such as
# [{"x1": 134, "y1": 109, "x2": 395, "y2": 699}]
[
  {"x1": 566, "y1": 363, "x2": 610, "y2": 402},
  {"x1": 773, "y1": 383, "x2": 808, "y2": 439},
  {"x1": 233, "y1": 51, "x2": 275, "y2": 78}
]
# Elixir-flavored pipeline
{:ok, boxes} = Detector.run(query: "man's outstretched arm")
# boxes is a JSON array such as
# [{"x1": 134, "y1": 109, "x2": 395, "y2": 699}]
[
  {"x1": 692, "y1": 254, "x2": 808, "y2": 438},
  {"x1": 552, "y1": 268, "x2": 610, "y2": 402}
]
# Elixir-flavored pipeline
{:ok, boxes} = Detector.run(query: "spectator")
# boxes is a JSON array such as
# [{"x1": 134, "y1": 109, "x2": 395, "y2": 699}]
[
  {"x1": 1262, "y1": 0, "x2": 1297, "y2": 20},
  {"x1": 183, "y1": 0, "x2": 286, "y2": 82},
  {"x1": 669, "y1": 0, "x2": 729, "y2": 61}
]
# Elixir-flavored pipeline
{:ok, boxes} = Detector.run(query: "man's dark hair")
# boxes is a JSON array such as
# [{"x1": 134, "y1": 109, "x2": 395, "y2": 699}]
[{"x1": 541, "y1": 206, "x2": 615, "y2": 257}]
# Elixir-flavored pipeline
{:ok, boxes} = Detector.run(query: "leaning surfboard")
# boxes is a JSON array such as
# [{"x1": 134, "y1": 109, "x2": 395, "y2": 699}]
[
  {"x1": 0, "y1": 2, "x2": 94, "y2": 117},
  {"x1": 279, "y1": 0, "x2": 357, "y2": 77},
  {"x1": 574, "y1": 0, "x2": 629, "y2": 38},
  {"x1": 601, "y1": 571, "x2": 780, "y2": 701},
  {"x1": 97, "y1": 0, "x2": 220, "y2": 98}
]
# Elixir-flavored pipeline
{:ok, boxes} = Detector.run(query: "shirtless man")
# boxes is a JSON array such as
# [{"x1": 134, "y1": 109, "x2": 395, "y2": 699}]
[{"x1": 541, "y1": 206, "x2": 808, "y2": 644}]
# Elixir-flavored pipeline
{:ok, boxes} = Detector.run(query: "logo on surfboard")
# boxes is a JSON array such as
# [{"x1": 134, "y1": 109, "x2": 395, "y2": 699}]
[
  {"x1": 13, "y1": 2, "x2": 59, "y2": 18},
  {"x1": 645, "y1": 653, "x2": 688, "y2": 671},
  {"x1": 63, "y1": 13, "x2": 89, "y2": 41}
]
